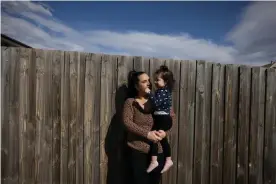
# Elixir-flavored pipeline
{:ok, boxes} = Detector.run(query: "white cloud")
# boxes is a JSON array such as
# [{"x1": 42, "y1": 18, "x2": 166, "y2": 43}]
[
  {"x1": 1, "y1": 1, "x2": 52, "y2": 16},
  {"x1": 1, "y1": 14, "x2": 86, "y2": 52},
  {"x1": 226, "y1": 2, "x2": 276, "y2": 65},
  {"x1": 21, "y1": 12, "x2": 74, "y2": 33},
  {"x1": 84, "y1": 30, "x2": 236, "y2": 63},
  {"x1": 1, "y1": 1, "x2": 275, "y2": 66}
]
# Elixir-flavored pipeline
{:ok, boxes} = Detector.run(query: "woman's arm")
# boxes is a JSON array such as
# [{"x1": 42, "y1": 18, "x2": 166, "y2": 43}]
[{"x1": 122, "y1": 99, "x2": 149, "y2": 138}]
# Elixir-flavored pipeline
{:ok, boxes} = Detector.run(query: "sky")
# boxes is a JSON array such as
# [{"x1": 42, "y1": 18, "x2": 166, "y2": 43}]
[{"x1": 1, "y1": 1, "x2": 276, "y2": 66}]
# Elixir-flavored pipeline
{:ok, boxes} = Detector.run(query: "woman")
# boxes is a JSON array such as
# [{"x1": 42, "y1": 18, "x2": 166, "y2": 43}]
[{"x1": 122, "y1": 71, "x2": 175, "y2": 184}]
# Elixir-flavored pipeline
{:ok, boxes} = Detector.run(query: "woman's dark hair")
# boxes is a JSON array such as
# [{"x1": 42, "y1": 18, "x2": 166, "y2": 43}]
[
  {"x1": 127, "y1": 70, "x2": 150, "y2": 98},
  {"x1": 155, "y1": 65, "x2": 175, "y2": 92}
]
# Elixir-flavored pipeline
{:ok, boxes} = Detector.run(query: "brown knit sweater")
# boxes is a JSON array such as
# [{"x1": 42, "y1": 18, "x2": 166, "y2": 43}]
[{"x1": 122, "y1": 98, "x2": 175, "y2": 153}]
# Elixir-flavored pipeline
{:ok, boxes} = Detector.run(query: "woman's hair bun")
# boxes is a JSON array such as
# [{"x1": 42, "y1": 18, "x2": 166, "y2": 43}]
[
  {"x1": 128, "y1": 70, "x2": 137, "y2": 77},
  {"x1": 159, "y1": 65, "x2": 169, "y2": 71}
]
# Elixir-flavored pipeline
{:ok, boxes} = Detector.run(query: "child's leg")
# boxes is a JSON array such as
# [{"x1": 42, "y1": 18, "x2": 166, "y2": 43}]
[
  {"x1": 161, "y1": 158, "x2": 173, "y2": 173},
  {"x1": 156, "y1": 114, "x2": 173, "y2": 173},
  {"x1": 147, "y1": 120, "x2": 159, "y2": 173},
  {"x1": 160, "y1": 137, "x2": 171, "y2": 157},
  {"x1": 147, "y1": 142, "x2": 159, "y2": 173},
  {"x1": 156, "y1": 115, "x2": 173, "y2": 159},
  {"x1": 160, "y1": 137, "x2": 173, "y2": 173}
]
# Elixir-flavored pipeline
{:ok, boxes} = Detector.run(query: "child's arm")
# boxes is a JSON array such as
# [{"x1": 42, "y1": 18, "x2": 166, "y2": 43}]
[
  {"x1": 148, "y1": 90, "x2": 161, "y2": 107},
  {"x1": 147, "y1": 89, "x2": 170, "y2": 108}
]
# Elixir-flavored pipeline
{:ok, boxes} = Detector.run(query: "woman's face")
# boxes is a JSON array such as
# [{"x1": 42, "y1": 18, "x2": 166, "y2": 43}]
[{"x1": 136, "y1": 73, "x2": 150, "y2": 94}]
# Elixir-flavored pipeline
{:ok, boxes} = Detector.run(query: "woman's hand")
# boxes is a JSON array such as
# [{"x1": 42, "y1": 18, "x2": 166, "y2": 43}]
[
  {"x1": 147, "y1": 131, "x2": 162, "y2": 142},
  {"x1": 156, "y1": 130, "x2": 166, "y2": 139}
]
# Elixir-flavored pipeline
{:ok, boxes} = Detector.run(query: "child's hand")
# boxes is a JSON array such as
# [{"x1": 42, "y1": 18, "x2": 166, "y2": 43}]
[{"x1": 145, "y1": 88, "x2": 151, "y2": 93}]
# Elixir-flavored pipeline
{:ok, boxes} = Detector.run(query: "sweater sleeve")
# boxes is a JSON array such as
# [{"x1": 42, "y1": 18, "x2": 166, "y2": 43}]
[{"x1": 122, "y1": 99, "x2": 149, "y2": 138}]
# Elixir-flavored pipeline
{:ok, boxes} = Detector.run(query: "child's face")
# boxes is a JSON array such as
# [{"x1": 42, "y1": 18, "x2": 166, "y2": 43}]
[{"x1": 154, "y1": 74, "x2": 166, "y2": 88}]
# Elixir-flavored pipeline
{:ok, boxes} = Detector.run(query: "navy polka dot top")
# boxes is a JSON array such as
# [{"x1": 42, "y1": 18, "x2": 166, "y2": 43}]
[{"x1": 148, "y1": 86, "x2": 172, "y2": 114}]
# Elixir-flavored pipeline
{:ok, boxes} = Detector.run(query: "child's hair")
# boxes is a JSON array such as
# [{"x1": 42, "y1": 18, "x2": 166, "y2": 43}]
[{"x1": 155, "y1": 65, "x2": 175, "y2": 92}]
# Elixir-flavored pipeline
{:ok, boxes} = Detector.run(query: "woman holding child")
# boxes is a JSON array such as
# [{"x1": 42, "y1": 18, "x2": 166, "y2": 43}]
[{"x1": 122, "y1": 66, "x2": 176, "y2": 184}]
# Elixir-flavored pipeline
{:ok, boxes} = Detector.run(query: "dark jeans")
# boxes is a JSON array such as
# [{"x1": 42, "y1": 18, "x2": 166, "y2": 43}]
[
  {"x1": 150, "y1": 114, "x2": 172, "y2": 157},
  {"x1": 129, "y1": 148, "x2": 164, "y2": 184}
]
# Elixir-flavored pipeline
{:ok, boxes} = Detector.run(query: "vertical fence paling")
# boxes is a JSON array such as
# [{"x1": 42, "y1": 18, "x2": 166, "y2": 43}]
[
  {"x1": 249, "y1": 67, "x2": 266, "y2": 184},
  {"x1": 177, "y1": 60, "x2": 196, "y2": 184},
  {"x1": 18, "y1": 48, "x2": 35, "y2": 184},
  {"x1": 210, "y1": 63, "x2": 225, "y2": 184},
  {"x1": 237, "y1": 66, "x2": 251, "y2": 184},
  {"x1": 193, "y1": 61, "x2": 213, "y2": 184},
  {"x1": 264, "y1": 68, "x2": 276, "y2": 184},
  {"x1": 52, "y1": 50, "x2": 63, "y2": 184},
  {"x1": 83, "y1": 53, "x2": 101, "y2": 184},
  {"x1": 1, "y1": 47, "x2": 276, "y2": 184}
]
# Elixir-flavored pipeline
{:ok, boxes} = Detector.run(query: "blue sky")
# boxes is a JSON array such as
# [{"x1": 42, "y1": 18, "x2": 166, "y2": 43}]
[
  {"x1": 46, "y1": 1, "x2": 248, "y2": 44},
  {"x1": 2, "y1": 1, "x2": 276, "y2": 65}
]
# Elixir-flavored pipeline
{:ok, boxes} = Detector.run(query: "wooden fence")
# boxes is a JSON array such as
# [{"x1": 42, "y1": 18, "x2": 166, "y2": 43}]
[{"x1": 1, "y1": 47, "x2": 276, "y2": 184}]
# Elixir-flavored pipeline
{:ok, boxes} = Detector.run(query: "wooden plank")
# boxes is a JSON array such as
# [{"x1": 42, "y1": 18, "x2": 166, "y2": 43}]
[
  {"x1": 209, "y1": 63, "x2": 225, "y2": 183},
  {"x1": 177, "y1": 60, "x2": 196, "y2": 184},
  {"x1": 45, "y1": 51, "x2": 53, "y2": 184},
  {"x1": 133, "y1": 56, "x2": 149, "y2": 74},
  {"x1": 264, "y1": 68, "x2": 276, "y2": 184},
  {"x1": 1, "y1": 47, "x2": 10, "y2": 184},
  {"x1": 162, "y1": 59, "x2": 180, "y2": 184},
  {"x1": 9, "y1": 48, "x2": 21, "y2": 184},
  {"x1": 210, "y1": 63, "x2": 225, "y2": 184},
  {"x1": 75, "y1": 53, "x2": 85, "y2": 184},
  {"x1": 223, "y1": 64, "x2": 239, "y2": 184},
  {"x1": 18, "y1": 48, "x2": 36, "y2": 184},
  {"x1": 249, "y1": 67, "x2": 265, "y2": 184},
  {"x1": 193, "y1": 61, "x2": 212, "y2": 184},
  {"x1": 34, "y1": 49, "x2": 52, "y2": 184},
  {"x1": 60, "y1": 50, "x2": 70, "y2": 184},
  {"x1": 237, "y1": 66, "x2": 251, "y2": 184},
  {"x1": 1, "y1": 47, "x2": 20, "y2": 184},
  {"x1": 66, "y1": 51, "x2": 79, "y2": 184},
  {"x1": 117, "y1": 55, "x2": 133, "y2": 88},
  {"x1": 52, "y1": 50, "x2": 63, "y2": 184},
  {"x1": 100, "y1": 54, "x2": 117, "y2": 184},
  {"x1": 84, "y1": 53, "x2": 101, "y2": 184}
]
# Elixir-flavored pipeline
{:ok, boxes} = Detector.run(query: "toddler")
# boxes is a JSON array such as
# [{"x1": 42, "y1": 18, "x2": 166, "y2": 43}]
[{"x1": 145, "y1": 65, "x2": 175, "y2": 173}]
